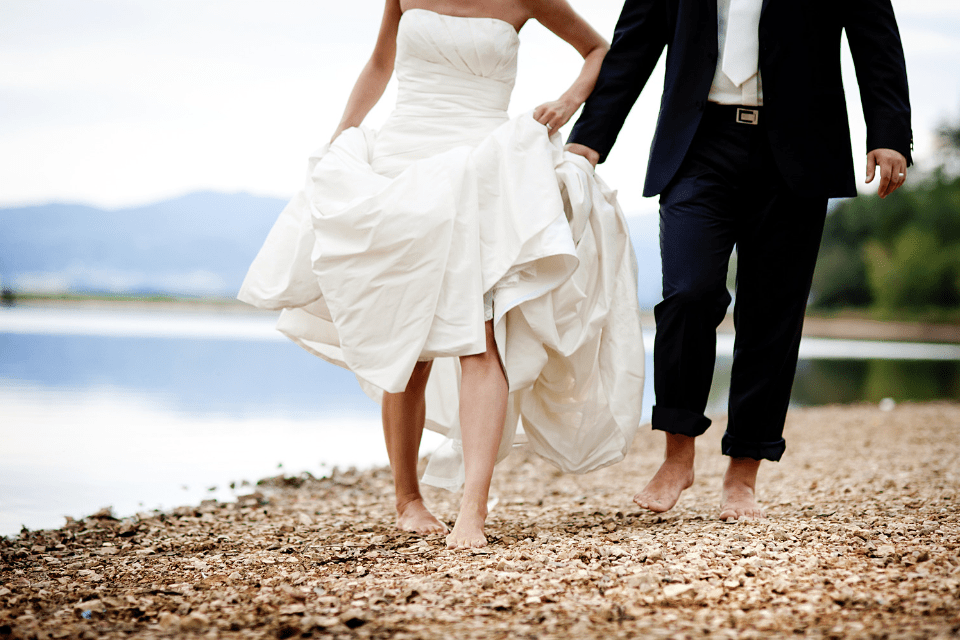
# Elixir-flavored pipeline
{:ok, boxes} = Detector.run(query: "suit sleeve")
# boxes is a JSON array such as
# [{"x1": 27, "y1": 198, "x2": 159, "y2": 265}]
[
  {"x1": 567, "y1": 0, "x2": 668, "y2": 163},
  {"x1": 844, "y1": 0, "x2": 913, "y2": 164}
]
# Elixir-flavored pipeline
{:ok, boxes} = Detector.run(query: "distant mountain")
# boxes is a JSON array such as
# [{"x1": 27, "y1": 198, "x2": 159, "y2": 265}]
[
  {"x1": 0, "y1": 192, "x2": 663, "y2": 307},
  {"x1": 0, "y1": 192, "x2": 286, "y2": 297}
]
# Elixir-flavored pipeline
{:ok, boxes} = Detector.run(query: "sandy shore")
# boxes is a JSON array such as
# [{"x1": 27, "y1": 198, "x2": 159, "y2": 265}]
[
  {"x1": 1, "y1": 402, "x2": 958, "y2": 639},
  {"x1": 11, "y1": 297, "x2": 960, "y2": 342}
]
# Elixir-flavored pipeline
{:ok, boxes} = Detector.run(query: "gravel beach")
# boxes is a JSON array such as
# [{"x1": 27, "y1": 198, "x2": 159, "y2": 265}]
[{"x1": 1, "y1": 402, "x2": 958, "y2": 639}]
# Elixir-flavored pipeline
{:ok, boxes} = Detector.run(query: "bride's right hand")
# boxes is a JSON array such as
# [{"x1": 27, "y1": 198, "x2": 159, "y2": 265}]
[{"x1": 533, "y1": 97, "x2": 578, "y2": 133}]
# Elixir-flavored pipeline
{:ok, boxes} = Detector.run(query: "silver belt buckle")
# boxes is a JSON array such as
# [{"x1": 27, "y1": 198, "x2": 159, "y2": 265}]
[{"x1": 736, "y1": 107, "x2": 759, "y2": 125}]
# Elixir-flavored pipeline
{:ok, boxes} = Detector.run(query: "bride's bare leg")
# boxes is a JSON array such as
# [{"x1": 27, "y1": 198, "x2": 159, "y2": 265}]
[
  {"x1": 382, "y1": 360, "x2": 447, "y2": 535},
  {"x1": 448, "y1": 321, "x2": 508, "y2": 549}
]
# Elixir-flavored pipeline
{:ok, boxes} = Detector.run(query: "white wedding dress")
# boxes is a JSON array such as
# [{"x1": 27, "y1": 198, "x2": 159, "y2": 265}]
[{"x1": 238, "y1": 9, "x2": 645, "y2": 490}]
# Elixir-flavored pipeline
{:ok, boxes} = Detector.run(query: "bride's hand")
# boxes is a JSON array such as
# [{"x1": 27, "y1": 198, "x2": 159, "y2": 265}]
[{"x1": 533, "y1": 97, "x2": 578, "y2": 133}]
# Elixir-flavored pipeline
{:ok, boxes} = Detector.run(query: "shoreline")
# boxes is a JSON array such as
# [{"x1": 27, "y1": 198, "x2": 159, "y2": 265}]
[
  {"x1": 1, "y1": 402, "x2": 957, "y2": 638},
  {"x1": 7, "y1": 296, "x2": 960, "y2": 343}
]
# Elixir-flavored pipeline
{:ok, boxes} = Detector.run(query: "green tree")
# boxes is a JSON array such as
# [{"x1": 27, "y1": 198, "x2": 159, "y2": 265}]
[{"x1": 862, "y1": 225, "x2": 958, "y2": 312}]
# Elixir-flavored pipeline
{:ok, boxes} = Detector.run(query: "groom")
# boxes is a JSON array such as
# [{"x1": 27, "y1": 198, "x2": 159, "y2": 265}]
[{"x1": 567, "y1": 0, "x2": 912, "y2": 519}]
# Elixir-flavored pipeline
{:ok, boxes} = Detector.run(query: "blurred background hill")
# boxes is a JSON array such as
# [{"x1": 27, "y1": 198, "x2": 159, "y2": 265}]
[{"x1": 0, "y1": 192, "x2": 284, "y2": 298}]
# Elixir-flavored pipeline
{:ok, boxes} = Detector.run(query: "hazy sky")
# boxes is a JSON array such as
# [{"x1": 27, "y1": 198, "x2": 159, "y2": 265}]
[{"x1": 2, "y1": 0, "x2": 959, "y2": 215}]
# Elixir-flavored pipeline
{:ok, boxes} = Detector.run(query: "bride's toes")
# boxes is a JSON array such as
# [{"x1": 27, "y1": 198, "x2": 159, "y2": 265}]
[
  {"x1": 445, "y1": 530, "x2": 487, "y2": 550},
  {"x1": 445, "y1": 507, "x2": 488, "y2": 549}
]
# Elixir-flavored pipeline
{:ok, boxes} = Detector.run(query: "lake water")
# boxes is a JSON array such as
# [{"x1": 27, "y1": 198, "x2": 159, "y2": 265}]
[{"x1": 2, "y1": 305, "x2": 959, "y2": 537}]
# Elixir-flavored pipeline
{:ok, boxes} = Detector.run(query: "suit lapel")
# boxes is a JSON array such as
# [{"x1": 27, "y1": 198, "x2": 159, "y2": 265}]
[{"x1": 761, "y1": 0, "x2": 773, "y2": 17}]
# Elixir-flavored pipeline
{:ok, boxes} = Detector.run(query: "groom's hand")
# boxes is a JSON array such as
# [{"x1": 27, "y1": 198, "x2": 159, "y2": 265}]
[
  {"x1": 565, "y1": 143, "x2": 600, "y2": 167},
  {"x1": 866, "y1": 148, "x2": 908, "y2": 199}
]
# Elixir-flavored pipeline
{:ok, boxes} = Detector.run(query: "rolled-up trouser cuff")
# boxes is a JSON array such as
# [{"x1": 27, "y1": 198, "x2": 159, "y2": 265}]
[
  {"x1": 721, "y1": 431, "x2": 786, "y2": 461},
  {"x1": 651, "y1": 405, "x2": 712, "y2": 438}
]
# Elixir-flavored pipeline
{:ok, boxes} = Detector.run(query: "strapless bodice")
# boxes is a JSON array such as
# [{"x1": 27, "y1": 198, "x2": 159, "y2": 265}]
[
  {"x1": 370, "y1": 10, "x2": 521, "y2": 176},
  {"x1": 393, "y1": 9, "x2": 519, "y2": 117}
]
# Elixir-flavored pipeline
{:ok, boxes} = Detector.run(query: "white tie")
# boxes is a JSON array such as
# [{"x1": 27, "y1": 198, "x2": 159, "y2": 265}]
[{"x1": 721, "y1": 0, "x2": 762, "y2": 87}]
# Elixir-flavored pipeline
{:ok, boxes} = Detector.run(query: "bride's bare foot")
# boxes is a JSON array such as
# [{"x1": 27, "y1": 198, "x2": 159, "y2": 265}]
[
  {"x1": 719, "y1": 457, "x2": 766, "y2": 521},
  {"x1": 396, "y1": 498, "x2": 448, "y2": 535},
  {"x1": 446, "y1": 500, "x2": 487, "y2": 549},
  {"x1": 634, "y1": 433, "x2": 696, "y2": 513}
]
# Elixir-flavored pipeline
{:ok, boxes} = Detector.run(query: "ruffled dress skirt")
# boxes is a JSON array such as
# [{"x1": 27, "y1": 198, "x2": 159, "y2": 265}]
[{"x1": 238, "y1": 9, "x2": 645, "y2": 489}]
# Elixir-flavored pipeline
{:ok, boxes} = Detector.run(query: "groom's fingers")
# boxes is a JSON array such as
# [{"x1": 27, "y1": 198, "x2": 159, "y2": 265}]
[
  {"x1": 865, "y1": 151, "x2": 878, "y2": 185},
  {"x1": 892, "y1": 164, "x2": 908, "y2": 194},
  {"x1": 877, "y1": 161, "x2": 892, "y2": 198},
  {"x1": 565, "y1": 143, "x2": 600, "y2": 167}
]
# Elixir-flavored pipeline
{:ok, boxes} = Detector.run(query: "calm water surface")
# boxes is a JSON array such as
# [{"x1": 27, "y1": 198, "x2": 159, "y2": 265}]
[{"x1": 2, "y1": 305, "x2": 958, "y2": 536}]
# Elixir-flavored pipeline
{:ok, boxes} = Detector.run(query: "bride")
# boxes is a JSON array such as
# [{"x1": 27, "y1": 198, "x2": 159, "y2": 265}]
[{"x1": 239, "y1": 0, "x2": 645, "y2": 548}]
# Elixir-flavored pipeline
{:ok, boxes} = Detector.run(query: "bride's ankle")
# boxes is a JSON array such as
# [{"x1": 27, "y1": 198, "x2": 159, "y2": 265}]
[{"x1": 457, "y1": 496, "x2": 488, "y2": 519}]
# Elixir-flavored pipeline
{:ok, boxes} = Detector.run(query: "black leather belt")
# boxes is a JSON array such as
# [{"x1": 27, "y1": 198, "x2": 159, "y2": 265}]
[{"x1": 705, "y1": 102, "x2": 762, "y2": 125}]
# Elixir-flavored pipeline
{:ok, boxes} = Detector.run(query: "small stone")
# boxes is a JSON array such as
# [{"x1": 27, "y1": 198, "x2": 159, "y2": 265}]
[
  {"x1": 157, "y1": 612, "x2": 180, "y2": 630},
  {"x1": 74, "y1": 600, "x2": 104, "y2": 613},
  {"x1": 179, "y1": 612, "x2": 209, "y2": 632},
  {"x1": 298, "y1": 512, "x2": 314, "y2": 526},
  {"x1": 771, "y1": 528, "x2": 790, "y2": 541},
  {"x1": 339, "y1": 610, "x2": 367, "y2": 629},
  {"x1": 702, "y1": 587, "x2": 725, "y2": 601},
  {"x1": 495, "y1": 559, "x2": 517, "y2": 572},
  {"x1": 662, "y1": 584, "x2": 695, "y2": 598}
]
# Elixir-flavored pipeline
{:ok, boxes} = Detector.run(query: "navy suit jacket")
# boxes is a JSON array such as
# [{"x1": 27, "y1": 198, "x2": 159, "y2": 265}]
[{"x1": 568, "y1": 0, "x2": 913, "y2": 198}]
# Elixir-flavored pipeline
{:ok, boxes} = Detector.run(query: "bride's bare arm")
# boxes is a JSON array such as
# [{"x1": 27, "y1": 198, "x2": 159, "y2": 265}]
[
  {"x1": 331, "y1": 0, "x2": 402, "y2": 142},
  {"x1": 526, "y1": 0, "x2": 609, "y2": 132}
]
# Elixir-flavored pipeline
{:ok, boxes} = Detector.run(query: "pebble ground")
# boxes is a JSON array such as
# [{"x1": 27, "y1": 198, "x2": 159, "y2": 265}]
[{"x1": 1, "y1": 402, "x2": 958, "y2": 639}]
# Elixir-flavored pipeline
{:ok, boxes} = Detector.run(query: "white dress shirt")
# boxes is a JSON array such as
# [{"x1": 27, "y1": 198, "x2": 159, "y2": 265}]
[{"x1": 709, "y1": 0, "x2": 764, "y2": 106}]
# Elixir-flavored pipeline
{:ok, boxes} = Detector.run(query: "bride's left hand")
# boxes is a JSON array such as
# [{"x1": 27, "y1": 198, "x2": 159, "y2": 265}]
[{"x1": 533, "y1": 98, "x2": 578, "y2": 133}]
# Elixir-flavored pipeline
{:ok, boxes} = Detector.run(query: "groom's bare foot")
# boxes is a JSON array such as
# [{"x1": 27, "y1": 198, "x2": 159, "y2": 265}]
[
  {"x1": 719, "y1": 457, "x2": 766, "y2": 521},
  {"x1": 396, "y1": 498, "x2": 448, "y2": 535},
  {"x1": 446, "y1": 499, "x2": 488, "y2": 549},
  {"x1": 634, "y1": 433, "x2": 696, "y2": 513}
]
